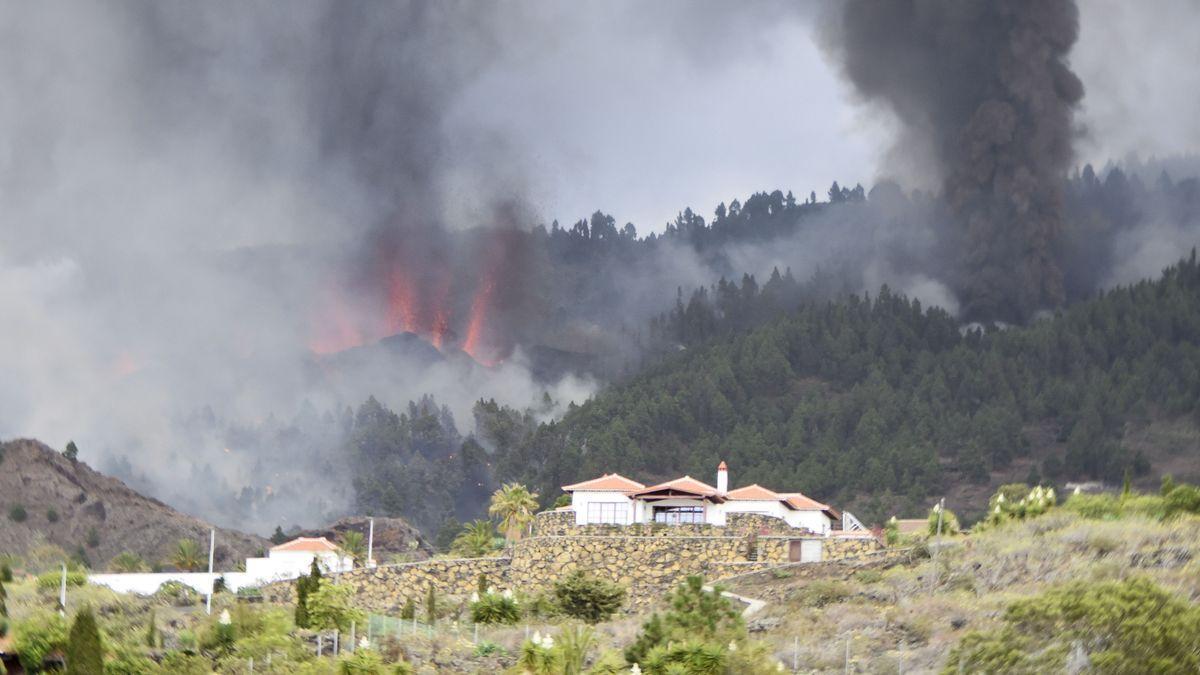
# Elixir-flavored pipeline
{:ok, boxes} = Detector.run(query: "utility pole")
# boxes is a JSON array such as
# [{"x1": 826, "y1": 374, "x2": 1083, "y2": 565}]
[
  {"x1": 930, "y1": 498, "x2": 945, "y2": 594},
  {"x1": 206, "y1": 529, "x2": 216, "y2": 614},
  {"x1": 59, "y1": 563, "x2": 68, "y2": 617},
  {"x1": 367, "y1": 518, "x2": 375, "y2": 568}
]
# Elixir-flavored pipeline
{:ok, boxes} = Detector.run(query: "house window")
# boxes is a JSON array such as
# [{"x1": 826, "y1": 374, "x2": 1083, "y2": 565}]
[
  {"x1": 653, "y1": 505, "x2": 704, "y2": 524},
  {"x1": 586, "y1": 502, "x2": 629, "y2": 524}
]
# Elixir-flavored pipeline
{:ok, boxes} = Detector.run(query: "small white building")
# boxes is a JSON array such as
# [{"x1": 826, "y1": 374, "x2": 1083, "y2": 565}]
[
  {"x1": 244, "y1": 537, "x2": 354, "y2": 580},
  {"x1": 562, "y1": 460, "x2": 843, "y2": 535},
  {"x1": 89, "y1": 536, "x2": 353, "y2": 596}
]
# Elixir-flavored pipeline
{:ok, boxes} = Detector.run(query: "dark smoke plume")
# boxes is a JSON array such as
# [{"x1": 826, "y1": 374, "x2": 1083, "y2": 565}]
[{"x1": 829, "y1": 0, "x2": 1085, "y2": 321}]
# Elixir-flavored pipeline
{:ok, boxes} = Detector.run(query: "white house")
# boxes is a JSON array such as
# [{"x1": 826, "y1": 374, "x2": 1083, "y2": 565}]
[
  {"x1": 89, "y1": 536, "x2": 353, "y2": 596},
  {"x1": 243, "y1": 536, "x2": 354, "y2": 580},
  {"x1": 562, "y1": 460, "x2": 844, "y2": 535}
]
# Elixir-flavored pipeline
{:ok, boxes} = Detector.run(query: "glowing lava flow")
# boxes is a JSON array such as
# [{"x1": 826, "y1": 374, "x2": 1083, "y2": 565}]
[
  {"x1": 386, "y1": 267, "x2": 419, "y2": 334},
  {"x1": 462, "y1": 277, "x2": 497, "y2": 365}
]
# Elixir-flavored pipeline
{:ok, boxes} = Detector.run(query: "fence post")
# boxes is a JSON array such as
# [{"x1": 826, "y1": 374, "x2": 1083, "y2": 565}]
[
  {"x1": 317, "y1": 633, "x2": 323, "y2": 657},
  {"x1": 349, "y1": 621, "x2": 356, "y2": 652}
]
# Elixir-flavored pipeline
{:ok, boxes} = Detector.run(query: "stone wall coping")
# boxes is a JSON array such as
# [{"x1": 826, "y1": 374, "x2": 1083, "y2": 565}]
[
  {"x1": 332, "y1": 556, "x2": 512, "y2": 575},
  {"x1": 711, "y1": 547, "x2": 914, "y2": 584}
]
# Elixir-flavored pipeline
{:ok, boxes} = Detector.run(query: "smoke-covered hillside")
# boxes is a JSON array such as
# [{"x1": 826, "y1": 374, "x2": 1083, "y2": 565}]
[{"x1": 3, "y1": 1, "x2": 1199, "y2": 535}]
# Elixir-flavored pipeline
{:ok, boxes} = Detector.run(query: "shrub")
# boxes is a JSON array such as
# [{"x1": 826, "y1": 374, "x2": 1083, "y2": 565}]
[
  {"x1": 553, "y1": 571, "x2": 626, "y2": 624},
  {"x1": 1062, "y1": 492, "x2": 1122, "y2": 519},
  {"x1": 927, "y1": 503, "x2": 960, "y2": 536},
  {"x1": 46, "y1": 508, "x2": 59, "y2": 523},
  {"x1": 795, "y1": 580, "x2": 852, "y2": 608},
  {"x1": 153, "y1": 580, "x2": 198, "y2": 606},
  {"x1": 86, "y1": 527, "x2": 100, "y2": 548},
  {"x1": 337, "y1": 648, "x2": 386, "y2": 674},
  {"x1": 854, "y1": 569, "x2": 884, "y2": 584},
  {"x1": 469, "y1": 590, "x2": 519, "y2": 625},
  {"x1": 399, "y1": 598, "x2": 415, "y2": 620},
  {"x1": 977, "y1": 484, "x2": 1057, "y2": 529},
  {"x1": 12, "y1": 611, "x2": 68, "y2": 672},
  {"x1": 473, "y1": 640, "x2": 504, "y2": 657},
  {"x1": 1165, "y1": 484, "x2": 1200, "y2": 517},
  {"x1": 36, "y1": 569, "x2": 87, "y2": 590},
  {"x1": 944, "y1": 577, "x2": 1200, "y2": 673},
  {"x1": 307, "y1": 583, "x2": 365, "y2": 632},
  {"x1": 108, "y1": 551, "x2": 146, "y2": 573},
  {"x1": 8, "y1": 504, "x2": 27, "y2": 523}
]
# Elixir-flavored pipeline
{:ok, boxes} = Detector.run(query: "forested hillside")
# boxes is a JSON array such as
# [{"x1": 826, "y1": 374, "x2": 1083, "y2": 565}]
[{"x1": 480, "y1": 252, "x2": 1200, "y2": 523}]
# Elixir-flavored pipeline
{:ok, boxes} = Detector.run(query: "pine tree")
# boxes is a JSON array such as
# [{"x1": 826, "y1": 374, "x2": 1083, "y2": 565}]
[
  {"x1": 66, "y1": 606, "x2": 103, "y2": 675},
  {"x1": 294, "y1": 576, "x2": 310, "y2": 629},
  {"x1": 294, "y1": 558, "x2": 323, "y2": 629},
  {"x1": 425, "y1": 584, "x2": 437, "y2": 625},
  {"x1": 145, "y1": 609, "x2": 158, "y2": 648},
  {"x1": 270, "y1": 526, "x2": 288, "y2": 545},
  {"x1": 64, "y1": 441, "x2": 79, "y2": 462}
]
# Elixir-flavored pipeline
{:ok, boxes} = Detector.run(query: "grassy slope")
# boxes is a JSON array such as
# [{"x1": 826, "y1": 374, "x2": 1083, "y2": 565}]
[{"x1": 723, "y1": 510, "x2": 1200, "y2": 672}]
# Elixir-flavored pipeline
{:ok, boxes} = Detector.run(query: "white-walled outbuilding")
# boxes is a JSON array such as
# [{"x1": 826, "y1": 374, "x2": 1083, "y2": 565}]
[{"x1": 88, "y1": 536, "x2": 353, "y2": 596}]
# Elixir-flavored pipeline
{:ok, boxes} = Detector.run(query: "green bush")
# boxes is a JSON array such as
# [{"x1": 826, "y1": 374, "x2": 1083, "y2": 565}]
[
  {"x1": 552, "y1": 571, "x2": 626, "y2": 624},
  {"x1": 36, "y1": 569, "x2": 87, "y2": 590},
  {"x1": 473, "y1": 640, "x2": 504, "y2": 657},
  {"x1": 469, "y1": 590, "x2": 519, "y2": 625},
  {"x1": 307, "y1": 583, "x2": 365, "y2": 632},
  {"x1": 12, "y1": 611, "x2": 68, "y2": 672},
  {"x1": 1062, "y1": 492, "x2": 1122, "y2": 519},
  {"x1": 153, "y1": 580, "x2": 198, "y2": 606},
  {"x1": 46, "y1": 508, "x2": 59, "y2": 523},
  {"x1": 9, "y1": 504, "x2": 27, "y2": 522},
  {"x1": 926, "y1": 503, "x2": 960, "y2": 536},
  {"x1": 795, "y1": 580, "x2": 852, "y2": 608},
  {"x1": 1165, "y1": 484, "x2": 1200, "y2": 517},
  {"x1": 944, "y1": 577, "x2": 1200, "y2": 673}
]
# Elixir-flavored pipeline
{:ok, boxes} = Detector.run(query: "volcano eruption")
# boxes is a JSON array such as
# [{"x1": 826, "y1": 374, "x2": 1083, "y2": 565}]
[{"x1": 309, "y1": 223, "x2": 531, "y2": 367}]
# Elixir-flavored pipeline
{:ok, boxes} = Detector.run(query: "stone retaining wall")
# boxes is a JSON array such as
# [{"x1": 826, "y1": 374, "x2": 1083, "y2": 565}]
[
  {"x1": 262, "y1": 520, "x2": 882, "y2": 614},
  {"x1": 508, "y1": 535, "x2": 749, "y2": 608},
  {"x1": 261, "y1": 557, "x2": 511, "y2": 614}
]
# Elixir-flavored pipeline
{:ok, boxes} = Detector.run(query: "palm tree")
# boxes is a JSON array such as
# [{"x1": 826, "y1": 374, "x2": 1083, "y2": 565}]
[
  {"x1": 338, "y1": 531, "x2": 366, "y2": 566},
  {"x1": 109, "y1": 550, "x2": 146, "y2": 573},
  {"x1": 171, "y1": 539, "x2": 204, "y2": 572},
  {"x1": 489, "y1": 483, "x2": 540, "y2": 543},
  {"x1": 451, "y1": 520, "x2": 496, "y2": 558}
]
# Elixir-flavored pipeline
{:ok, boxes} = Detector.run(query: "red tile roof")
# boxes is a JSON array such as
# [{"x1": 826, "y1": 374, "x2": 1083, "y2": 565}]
[
  {"x1": 633, "y1": 475, "x2": 723, "y2": 500},
  {"x1": 724, "y1": 484, "x2": 781, "y2": 501},
  {"x1": 778, "y1": 492, "x2": 832, "y2": 511},
  {"x1": 561, "y1": 473, "x2": 646, "y2": 492},
  {"x1": 271, "y1": 536, "x2": 340, "y2": 553}
]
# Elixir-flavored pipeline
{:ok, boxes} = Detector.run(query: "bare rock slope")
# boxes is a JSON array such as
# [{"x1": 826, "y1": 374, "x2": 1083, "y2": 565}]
[{"x1": 0, "y1": 438, "x2": 269, "y2": 570}]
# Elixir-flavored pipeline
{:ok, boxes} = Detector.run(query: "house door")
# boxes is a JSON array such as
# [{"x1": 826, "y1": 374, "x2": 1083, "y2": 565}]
[{"x1": 788, "y1": 539, "x2": 823, "y2": 563}]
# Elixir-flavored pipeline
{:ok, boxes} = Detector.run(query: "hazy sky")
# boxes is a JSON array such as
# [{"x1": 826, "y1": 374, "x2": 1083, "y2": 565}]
[{"x1": 460, "y1": 0, "x2": 1200, "y2": 232}]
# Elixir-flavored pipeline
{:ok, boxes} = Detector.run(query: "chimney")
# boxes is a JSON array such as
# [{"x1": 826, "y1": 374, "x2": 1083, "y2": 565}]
[{"x1": 717, "y1": 460, "x2": 728, "y2": 493}]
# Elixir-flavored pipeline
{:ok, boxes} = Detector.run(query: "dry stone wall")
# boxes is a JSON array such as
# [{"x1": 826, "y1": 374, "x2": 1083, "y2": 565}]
[
  {"x1": 508, "y1": 535, "x2": 749, "y2": 609},
  {"x1": 262, "y1": 516, "x2": 882, "y2": 614}
]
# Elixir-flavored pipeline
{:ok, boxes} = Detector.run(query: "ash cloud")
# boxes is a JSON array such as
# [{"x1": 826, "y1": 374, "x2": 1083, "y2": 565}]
[
  {"x1": 0, "y1": 2, "x2": 813, "y2": 533},
  {"x1": 825, "y1": 0, "x2": 1085, "y2": 322}
]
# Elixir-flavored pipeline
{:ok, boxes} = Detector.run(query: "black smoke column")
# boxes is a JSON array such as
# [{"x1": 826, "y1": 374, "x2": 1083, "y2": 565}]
[{"x1": 831, "y1": 0, "x2": 1084, "y2": 321}]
